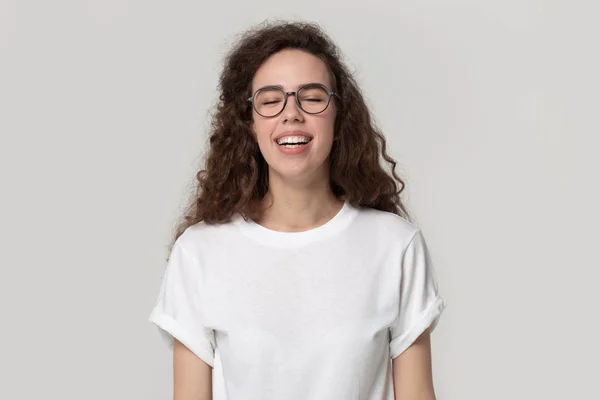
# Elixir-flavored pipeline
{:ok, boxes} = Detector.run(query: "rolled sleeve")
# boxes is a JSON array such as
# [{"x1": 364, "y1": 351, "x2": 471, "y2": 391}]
[
  {"x1": 148, "y1": 239, "x2": 215, "y2": 367},
  {"x1": 389, "y1": 229, "x2": 447, "y2": 359}
]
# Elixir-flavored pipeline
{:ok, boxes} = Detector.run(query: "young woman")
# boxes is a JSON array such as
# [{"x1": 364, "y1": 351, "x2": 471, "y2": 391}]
[{"x1": 149, "y1": 20, "x2": 446, "y2": 400}]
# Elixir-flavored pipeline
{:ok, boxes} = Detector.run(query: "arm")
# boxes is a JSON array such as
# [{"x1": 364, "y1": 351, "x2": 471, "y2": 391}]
[
  {"x1": 173, "y1": 339, "x2": 212, "y2": 400},
  {"x1": 392, "y1": 329, "x2": 436, "y2": 400}
]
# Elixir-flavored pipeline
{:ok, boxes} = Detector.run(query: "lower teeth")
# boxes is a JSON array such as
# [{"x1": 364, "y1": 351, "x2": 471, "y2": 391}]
[{"x1": 284, "y1": 144, "x2": 304, "y2": 148}]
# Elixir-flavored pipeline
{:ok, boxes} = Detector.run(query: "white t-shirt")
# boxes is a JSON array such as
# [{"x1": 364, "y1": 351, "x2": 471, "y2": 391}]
[{"x1": 149, "y1": 201, "x2": 446, "y2": 399}]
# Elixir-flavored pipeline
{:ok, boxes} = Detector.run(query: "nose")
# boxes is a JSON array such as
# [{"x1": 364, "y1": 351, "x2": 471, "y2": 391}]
[{"x1": 282, "y1": 92, "x2": 304, "y2": 122}]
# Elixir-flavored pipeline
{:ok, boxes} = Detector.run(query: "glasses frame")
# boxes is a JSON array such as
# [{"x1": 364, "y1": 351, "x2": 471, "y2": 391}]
[{"x1": 247, "y1": 83, "x2": 340, "y2": 118}]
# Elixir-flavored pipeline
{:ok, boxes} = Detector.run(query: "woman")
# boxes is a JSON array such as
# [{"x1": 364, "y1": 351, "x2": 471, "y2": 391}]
[{"x1": 149, "y1": 20, "x2": 446, "y2": 400}]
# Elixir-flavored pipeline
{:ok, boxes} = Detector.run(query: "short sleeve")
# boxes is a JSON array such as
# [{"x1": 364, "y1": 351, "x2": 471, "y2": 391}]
[
  {"x1": 389, "y1": 229, "x2": 447, "y2": 359},
  {"x1": 148, "y1": 239, "x2": 216, "y2": 367}
]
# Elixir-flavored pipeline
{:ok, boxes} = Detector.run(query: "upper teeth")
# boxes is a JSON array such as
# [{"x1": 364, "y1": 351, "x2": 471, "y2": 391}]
[{"x1": 277, "y1": 136, "x2": 311, "y2": 145}]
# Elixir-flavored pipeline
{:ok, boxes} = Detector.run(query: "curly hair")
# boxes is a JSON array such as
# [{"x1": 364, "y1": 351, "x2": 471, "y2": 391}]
[{"x1": 172, "y1": 20, "x2": 411, "y2": 246}]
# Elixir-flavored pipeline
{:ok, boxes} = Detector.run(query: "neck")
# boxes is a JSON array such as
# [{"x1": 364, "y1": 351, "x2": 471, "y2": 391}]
[{"x1": 256, "y1": 167, "x2": 344, "y2": 232}]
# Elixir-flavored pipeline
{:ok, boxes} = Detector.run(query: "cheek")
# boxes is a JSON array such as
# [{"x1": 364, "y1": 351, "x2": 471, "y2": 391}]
[
  {"x1": 252, "y1": 119, "x2": 276, "y2": 148},
  {"x1": 317, "y1": 114, "x2": 337, "y2": 140}
]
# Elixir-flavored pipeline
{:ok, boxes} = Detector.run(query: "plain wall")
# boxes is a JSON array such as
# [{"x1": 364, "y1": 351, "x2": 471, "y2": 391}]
[{"x1": 1, "y1": 0, "x2": 598, "y2": 399}]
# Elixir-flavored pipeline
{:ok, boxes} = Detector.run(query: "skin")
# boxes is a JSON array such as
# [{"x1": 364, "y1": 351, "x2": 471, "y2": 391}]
[
  {"x1": 249, "y1": 48, "x2": 344, "y2": 232},
  {"x1": 172, "y1": 48, "x2": 437, "y2": 400},
  {"x1": 173, "y1": 339, "x2": 212, "y2": 400},
  {"x1": 392, "y1": 330, "x2": 437, "y2": 399}
]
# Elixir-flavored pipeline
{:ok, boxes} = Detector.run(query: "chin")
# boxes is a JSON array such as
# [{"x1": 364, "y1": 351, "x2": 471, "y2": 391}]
[
  {"x1": 269, "y1": 160, "x2": 329, "y2": 183},
  {"x1": 271, "y1": 166, "x2": 309, "y2": 180}
]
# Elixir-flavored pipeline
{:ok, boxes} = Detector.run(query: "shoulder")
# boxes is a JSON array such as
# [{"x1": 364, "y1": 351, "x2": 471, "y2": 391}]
[
  {"x1": 354, "y1": 206, "x2": 421, "y2": 245},
  {"x1": 174, "y1": 216, "x2": 241, "y2": 258}
]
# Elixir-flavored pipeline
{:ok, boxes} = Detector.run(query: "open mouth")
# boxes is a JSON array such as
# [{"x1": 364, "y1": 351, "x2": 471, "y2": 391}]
[{"x1": 276, "y1": 136, "x2": 313, "y2": 148}]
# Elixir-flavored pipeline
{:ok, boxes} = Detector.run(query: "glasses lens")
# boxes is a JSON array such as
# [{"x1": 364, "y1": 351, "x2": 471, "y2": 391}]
[
  {"x1": 298, "y1": 85, "x2": 330, "y2": 114},
  {"x1": 254, "y1": 88, "x2": 285, "y2": 117}
]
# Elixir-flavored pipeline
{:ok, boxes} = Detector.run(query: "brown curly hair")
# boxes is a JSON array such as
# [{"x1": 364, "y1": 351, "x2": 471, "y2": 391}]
[{"x1": 172, "y1": 20, "x2": 411, "y2": 246}]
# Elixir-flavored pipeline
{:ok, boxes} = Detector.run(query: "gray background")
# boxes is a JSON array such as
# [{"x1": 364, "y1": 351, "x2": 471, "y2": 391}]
[{"x1": 1, "y1": 0, "x2": 598, "y2": 399}]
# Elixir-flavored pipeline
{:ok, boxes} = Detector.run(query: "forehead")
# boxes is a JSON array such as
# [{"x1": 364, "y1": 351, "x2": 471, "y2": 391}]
[{"x1": 252, "y1": 49, "x2": 332, "y2": 91}]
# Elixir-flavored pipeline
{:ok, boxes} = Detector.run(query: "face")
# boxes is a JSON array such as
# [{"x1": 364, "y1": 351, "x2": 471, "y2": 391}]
[{"x1": 250, "y1": 49, "x2": 337, "y2": 183}]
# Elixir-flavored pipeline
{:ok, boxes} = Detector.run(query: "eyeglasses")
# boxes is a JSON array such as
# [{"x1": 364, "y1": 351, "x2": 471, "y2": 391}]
[{"x1": 248, "y1": 83, "x2": 340, "y2": 118}]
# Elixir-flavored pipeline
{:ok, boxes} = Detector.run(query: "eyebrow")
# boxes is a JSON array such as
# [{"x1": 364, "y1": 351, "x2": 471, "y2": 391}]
[{"x1": 254, "y1": 82, "x2": 330, "y2": 92}]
